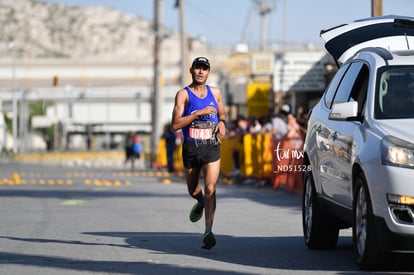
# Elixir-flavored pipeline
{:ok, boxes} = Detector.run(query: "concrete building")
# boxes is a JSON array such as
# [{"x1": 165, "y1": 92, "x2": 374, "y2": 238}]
[
  {"x1": 0, "y1": 48, "x2": 333, "y2": 154},
  {"x1": 0, "y1": 57, "x2": 224, "y2": 154}
]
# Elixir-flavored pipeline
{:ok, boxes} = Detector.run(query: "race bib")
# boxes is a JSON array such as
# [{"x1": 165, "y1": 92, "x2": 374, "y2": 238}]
[{"x1": 189, "y1": 121, "x2": 215, "y2": 140}]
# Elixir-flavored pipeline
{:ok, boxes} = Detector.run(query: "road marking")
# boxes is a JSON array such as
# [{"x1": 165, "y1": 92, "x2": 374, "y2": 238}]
[
  {"x1": 61, "y1": 200, "x2": 85, "y2": 206},
  {"x1": 93, "y1": 187, "x2": 108, "y2": 191},
  {"x1": 0, "y1": 169, "x2": 176, "y2": 188}
]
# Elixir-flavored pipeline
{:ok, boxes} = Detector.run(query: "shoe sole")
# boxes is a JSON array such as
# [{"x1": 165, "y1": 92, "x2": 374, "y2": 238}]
[{"x1": 189, "y1": 203, "x2": 203, "y2": 222}]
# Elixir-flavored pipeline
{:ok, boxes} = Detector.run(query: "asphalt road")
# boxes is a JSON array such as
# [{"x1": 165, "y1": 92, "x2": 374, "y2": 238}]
[{"x1": 0, "y1": 160, "x2": 411, "y2": 274}]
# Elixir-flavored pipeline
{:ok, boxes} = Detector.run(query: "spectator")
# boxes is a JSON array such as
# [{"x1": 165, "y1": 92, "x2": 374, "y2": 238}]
[
  {"x1": 124, "y1": 131, "x2": 135, "y2": 170},
  {"x1": 273, "y1": 109, "x2": 305, "y2": 193},
  {"x1": 262, "y1": 116, "x2": 273, "y2": 133},
  {"x1": 296, "y1": 107, "x2": 309, "y2": 133},
  {"x1": 271, "y1": 104, "x2": 289, "y2": 141},
  {"x1": 228, "y1": 116, "x2": 248, "y2": 176},
  {"x1": 287, "y1": 113, "x2": 306, "y2": 141},
  {"x1": 132, "y1": 135, "x2": 142, "y2": 159},
  {"x1": 249, "y1": 117, "x2": 262, "y2": 134},
  {"x1": 162, "y1": 123, "x2": 177, "y2": 173}
]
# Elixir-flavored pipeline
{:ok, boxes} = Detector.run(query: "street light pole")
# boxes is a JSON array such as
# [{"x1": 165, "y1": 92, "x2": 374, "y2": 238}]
[
  {"x1": 177, "y1": 0, "x2": 187, "y2": 86},
  {"x1": 151, "y1": 0, "x2": 164, "y2": 167},
  {"x1": 9, "y1": 42, "x2": 17, "y2": 154}
]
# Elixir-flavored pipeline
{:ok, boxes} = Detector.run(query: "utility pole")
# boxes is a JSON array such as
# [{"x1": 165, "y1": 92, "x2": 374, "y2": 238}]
[
  {"x1": 371, "y1": 0, "x2": 382, "y2": 17},
  {"x1": 53, "y1": 75, "x2": 59, "y2": 151},
  {"x1": 282, "y1": 0, "x2": 287, "y2": 51},
  {"x1": 176, "y1": 0, "x2": 188, "y2": 86},
  {"x1": 259, "y1": 0, "x2": 271, "y2": 51},
  {"x1": 151, "y1": 0, "x2": 163, "y2": 167}
]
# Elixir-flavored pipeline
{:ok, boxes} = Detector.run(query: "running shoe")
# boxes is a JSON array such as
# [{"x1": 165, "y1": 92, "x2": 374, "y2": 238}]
[
  {"x1": 202, "y1": 231, "x2": 216, "y2": 249},
  {"x1": 189, "y1": 202, "x2": 204, "y2": 222}
]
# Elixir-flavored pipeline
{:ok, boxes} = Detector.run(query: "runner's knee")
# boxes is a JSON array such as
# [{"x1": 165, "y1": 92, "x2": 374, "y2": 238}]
[{"x1": 204, "y1": 185, "x2": 216, "y2": 198}]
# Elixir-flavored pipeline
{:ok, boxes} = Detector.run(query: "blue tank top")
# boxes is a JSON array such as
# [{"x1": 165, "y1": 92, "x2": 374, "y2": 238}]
[{"x1": 182, "y1": 85, "x2": 219, "y2": 141}]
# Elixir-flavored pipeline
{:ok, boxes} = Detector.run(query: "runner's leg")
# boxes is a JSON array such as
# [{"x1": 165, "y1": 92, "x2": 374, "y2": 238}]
[
  {"x1": 186, "y1": 167, "x2": 204, "y2": 203},
  {"x1": 203, "y1": 159, "x2": 220, "y2": 231}
]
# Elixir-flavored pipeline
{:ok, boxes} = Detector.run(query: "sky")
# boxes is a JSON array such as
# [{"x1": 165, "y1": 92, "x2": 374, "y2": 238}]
[{"x1": 39, "y1": 0, "x2": 414, "y2": 48}]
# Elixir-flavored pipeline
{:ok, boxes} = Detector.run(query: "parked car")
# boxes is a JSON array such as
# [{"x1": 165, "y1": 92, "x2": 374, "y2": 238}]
[{"x1": 302, "y1": 15, "x2": 414, "y2": 270}]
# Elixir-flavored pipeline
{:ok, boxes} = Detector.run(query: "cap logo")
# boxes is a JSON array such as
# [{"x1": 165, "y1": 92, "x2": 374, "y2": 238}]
[{"x1": 195, "y1": 57, "x2": 208, "y2": 63}]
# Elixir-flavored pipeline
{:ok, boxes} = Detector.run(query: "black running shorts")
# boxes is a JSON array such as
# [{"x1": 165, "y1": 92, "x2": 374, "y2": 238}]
[{"x1": 182, "y1": 140, "x2": 220, "y2": 169}]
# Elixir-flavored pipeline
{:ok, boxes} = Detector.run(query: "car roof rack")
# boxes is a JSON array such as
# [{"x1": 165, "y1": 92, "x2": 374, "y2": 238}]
[{"x1": 355, "y1": 47, "x2": 394, "y2": 62}]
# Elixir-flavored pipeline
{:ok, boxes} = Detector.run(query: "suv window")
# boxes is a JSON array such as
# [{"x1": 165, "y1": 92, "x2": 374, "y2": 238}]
[
  {"x1": 375, "y1": 67, "x2": 414, "y2": 119},
  {"x1": 324, "y1": 63, "x2": 350, "y2": 109},
  {"x1": 332, "y1": 62, "x2": 366, "y2": 106}
]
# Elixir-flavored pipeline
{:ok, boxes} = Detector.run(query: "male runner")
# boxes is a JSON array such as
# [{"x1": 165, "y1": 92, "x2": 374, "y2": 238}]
[{"x1": 171, "y1": 56, "x2": 226, "y2": 249}]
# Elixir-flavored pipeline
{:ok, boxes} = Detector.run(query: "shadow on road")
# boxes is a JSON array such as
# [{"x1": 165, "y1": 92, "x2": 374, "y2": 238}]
[
  {"x1": 2, "y1": 231, "x2": 414, "y2": 273},
  {"x1": 0, "y1": 251, "x2": 245, "y2": 275},
  {"x1": 85, "y1": 232, "x2": 358, "y2": 271},
  {"x1": 0, "y1": 232, "x2": 354, "y2": 274}
]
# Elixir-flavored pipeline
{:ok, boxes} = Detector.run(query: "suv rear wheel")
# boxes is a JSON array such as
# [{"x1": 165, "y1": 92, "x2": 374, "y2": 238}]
[
  {"x1": 302, "y1": 170, "x2": 339, "y2": 248},
  {"x1": 353, "y1": 173, "x2": 385, "y2": 270}
]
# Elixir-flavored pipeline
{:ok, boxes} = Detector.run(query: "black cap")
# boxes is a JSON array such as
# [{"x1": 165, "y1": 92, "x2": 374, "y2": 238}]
[{"x1": 191, "y1": 57, "x2": 210, "y2": 69}]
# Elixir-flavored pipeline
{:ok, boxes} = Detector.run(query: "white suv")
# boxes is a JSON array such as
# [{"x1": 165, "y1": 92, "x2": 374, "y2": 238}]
[{"x1": 302, "y1": 15, "x2": 414, "y2": 270}]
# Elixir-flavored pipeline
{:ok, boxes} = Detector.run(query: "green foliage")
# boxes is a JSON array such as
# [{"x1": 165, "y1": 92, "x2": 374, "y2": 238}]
[
  {"x1": 29, "y1": 100, "x2": 55, "y2": 150},
  {"x1": 3, "y1": 113, "x2": 12, "y2": 134},
  {"x1": 27, "y1": 100, "x2": 54, "y2": 132},
  {"x1": 28, "y1": 100, "x2": 53, "y2": 116}
]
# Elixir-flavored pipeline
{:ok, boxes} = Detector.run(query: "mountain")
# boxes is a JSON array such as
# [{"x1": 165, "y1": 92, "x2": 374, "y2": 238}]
[{"x1": 0, "y1": 0, "x2": 201, "y2": 62}]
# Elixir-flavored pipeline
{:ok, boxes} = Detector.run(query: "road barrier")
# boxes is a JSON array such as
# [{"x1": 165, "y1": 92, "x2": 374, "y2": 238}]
[
  {"x1": 157, "y1": 133, "x2": 303, "y2": 193},
  {"x1": 11, "y1": 133, "x2": 304, "y2": 193}
]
